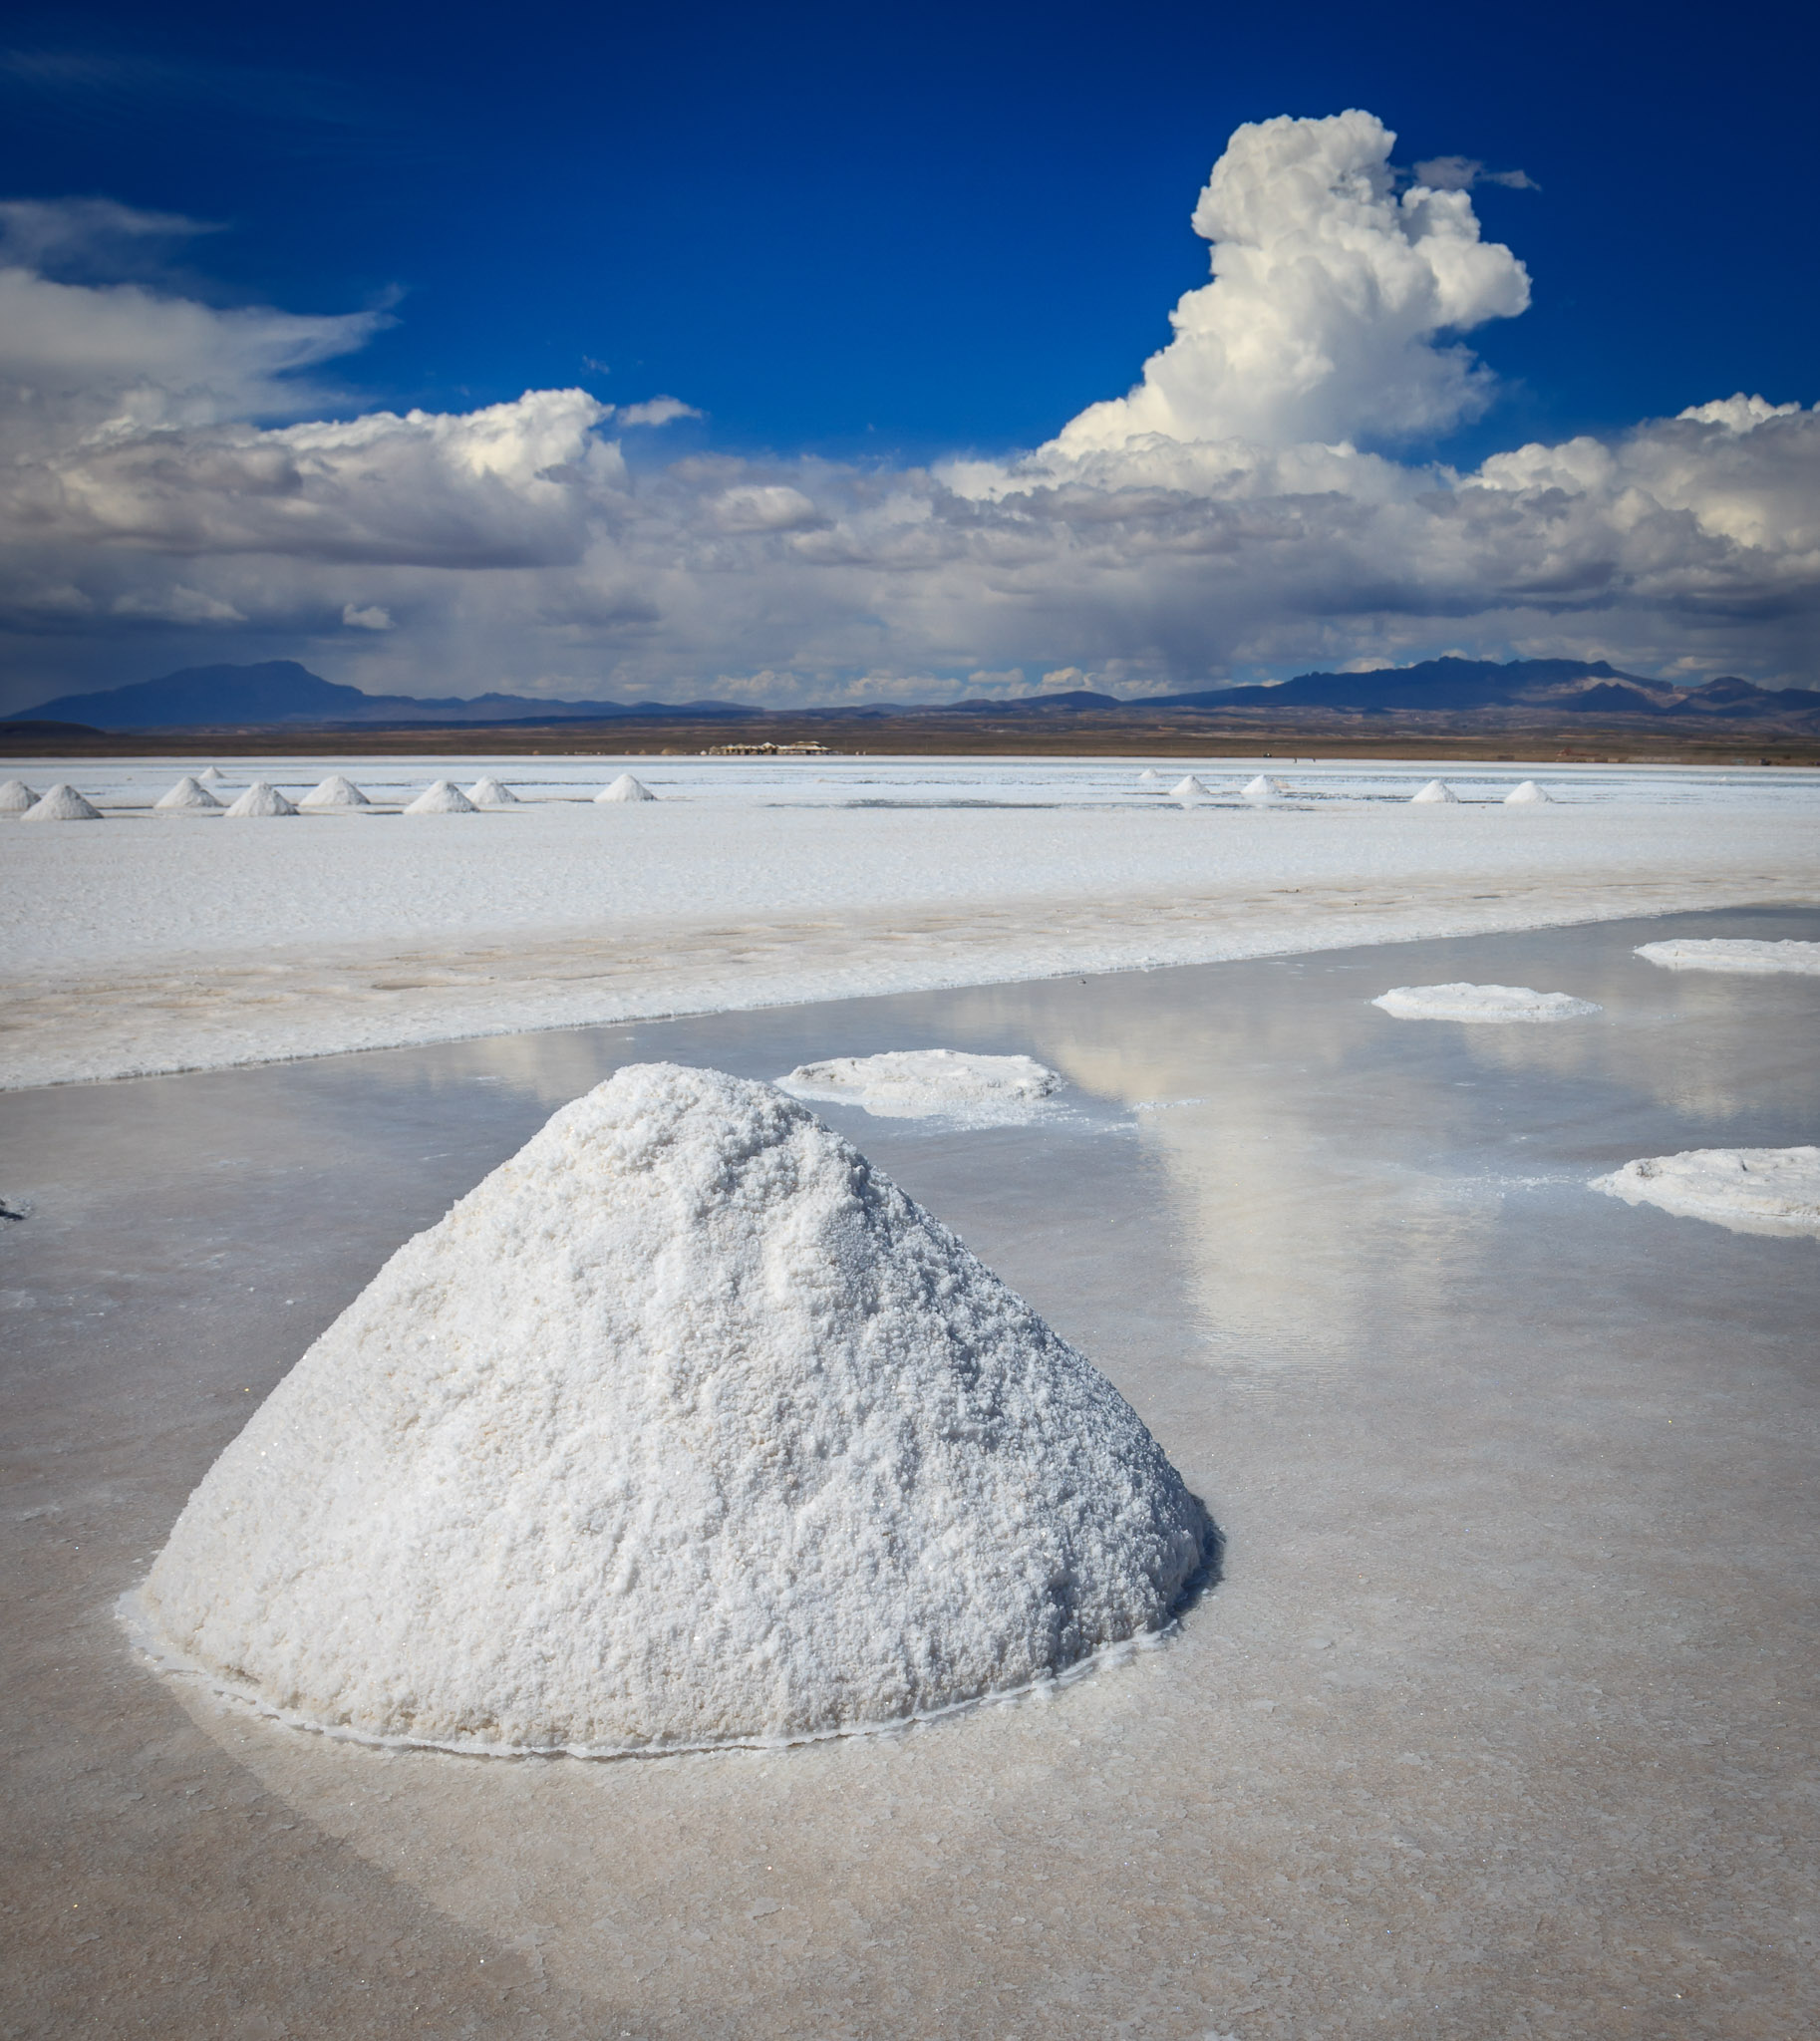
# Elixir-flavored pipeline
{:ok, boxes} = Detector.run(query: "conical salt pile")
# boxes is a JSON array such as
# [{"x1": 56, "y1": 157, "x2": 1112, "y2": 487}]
[
  {"x1": 130, "y1": 1064, "x2": 1212, "y2": 1757},
  {"x1": 223, "y1": 780, "x2": 298, "y2": 818},
  {"x1": 403, "y1": 779, "x2": 477, "y2": 815},
  {"x1": 0, "y1": 778, "x2": 40, "y2": 814},
  {"x1": 1137, "y1": 769, "x2": 1165, "y2": 789},
  {"x1": 197, "y1": 766, "x2": 228, "y2": 785},
  {"x1": 596, "y1": 772, "x2": 656, "y2": 803},
  {"x1": 467, "y1": 775, "x2": 520, "y2": 805},
  {"x1": 154, "y1": 775, "x2": 223, "y2": 812},
  {"x1": 1241, "y1": 774, "x2": 1285, "y2": 805},
  {"x1": 22, "y1": 783, "x2": 103, "y2": 821},
  {"x1": 299, "y1": 774, "x2": 371, "y2": 810},
  {"x1": 1170, "y1": 773, "x2": 1209, "y2": 802},
  {"x1": 1408, "y1": 779, "x2": 1459, "y2": 804},
  {"x1": 1504, "y1": 779, "x2": 1551, "y2": 805}
]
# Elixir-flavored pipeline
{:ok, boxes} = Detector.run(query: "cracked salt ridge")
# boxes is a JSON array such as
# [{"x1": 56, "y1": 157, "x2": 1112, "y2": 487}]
[
  {"x1": 775, "y1": 1049, "x2": 1062, "y2": 1122},
  {"x1": 1636, "y1": 938, "x2": 1820, "y2": 975},
  {"x1": 1371, "y1": 983, "x2": 1603, "y2": 1022},
  {"x1": 1593, "y1": 1146, "x2": 1820, "y2": 1240}
]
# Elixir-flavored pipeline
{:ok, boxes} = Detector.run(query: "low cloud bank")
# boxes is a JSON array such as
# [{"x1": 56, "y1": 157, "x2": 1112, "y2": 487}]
[{"x1": 2, "y1": 115, "x2": 1816, "y2": 713}]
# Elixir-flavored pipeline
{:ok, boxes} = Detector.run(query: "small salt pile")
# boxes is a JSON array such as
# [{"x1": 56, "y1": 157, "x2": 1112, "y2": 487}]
[
  {"x1": 223, "y1": 780, "x2": 298, "y2": 818},
  {"x1": 1242, "y1": 774, "x2": 1285, "y2": 805},
  {"x1": 0, "y1": 778, "x2": 40, "y2": 814},
  {"x1": 403, "y1": 779, "x2": 477, "y2": 815},
  {"x1": 299, "y1": 774, "x2": 371, "y2": 810},
  {"x1": 1408, "y1": 779, "x2": 1459, "y2": 804},
  {"x1": 197, "y1": 766, "x2": 229, "y2": 786},
  {"x1": 1137, "y1": 769, "x2": 1165, "y2": 789},
  {"x1": 1372, "y1": 982, "x2": 1602, "y2": 1023},
  {"x1": 21, "y1": 783, "x2": 103, "y2": 821},
  {"x1": 596, "y1": 773, "x2": 656, "y2": 803},
  {"x1": 1170, "y1": 773, "x2": 1209, "y2": 803},
  {"x1": 778, "y1": 1049, "x2": 1062, "y2": 1122},
  {"x1": 1504, "y1": 779, "x2": 1551, "y2": 805},
  {"x1": 1635, "y1": 939, "x2": 1820, "y2": 977},
  {"x1": 1593, "y1": 1146, "x2": 1820, "y2": 1240},
  {"x1": 128, "y1": 1064, "x2": 1212, "y2": 1756},
  {"x1": 467, "y1": 775, "x2": 520, "y2": 805},
  {"x1": 154, "y1": 775, "x2": 222, "y2": 812}
]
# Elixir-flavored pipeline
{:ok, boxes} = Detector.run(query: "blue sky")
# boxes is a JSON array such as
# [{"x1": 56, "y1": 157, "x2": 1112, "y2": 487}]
[{"x1": 2, "y1": 0, "x2": 1816, "y2": 709}]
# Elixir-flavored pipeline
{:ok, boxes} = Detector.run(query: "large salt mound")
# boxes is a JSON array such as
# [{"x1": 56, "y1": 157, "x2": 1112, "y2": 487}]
[
  {"x1": 597, "y1": 772, "x2": 656, "y2": 803},
  {"x1": 1242, "y1": 774, "x2": 1285, "y2": 806},
  {"x1": 130, "y1": 1064, "x2": 1210, "y2": 1755},
  {"x1": 1635, "y1": 939, "x2": 1820, "y2": 977},
  {"x1": 0, "y1": 778, "x2": 40, "y2": 814},
  {"x1": 467, "y1": 775, "x2": 521, "y2": 805},
  {"x1": 154, "y1": 775, "x2": 222, "y2": 812},
  {"x1": 1408, "y1": 779, "x2": 1459, "y2": 804},
  {"x1": 1592, "y1": 1147, "x2": 1820, "y2": 1240},
  {"x1": 22, "y1": 783, "x2": 103, "y2": 821},
  {"x1": 1504, "y1": 779, "x2": 1551, "y2": 805},
  {"x1": 223, "y1": 780, "x2": 298, "y2": 818},
  {"x1": 1372, "y1": 982, "x2": 1602, "y2": 1023},
  {"x1": 299, "y1": 774, "x2": 371, "y2": 810},
  {"x1": 777, "y1": 1048, "x2": 1063, "y2": 1122},
  {"x1": 1170, "y1": 774, "x2": 1209, "y2": 803},
  {"x1": 403, "y1": 779, "x2": 477, "y2": 815}
]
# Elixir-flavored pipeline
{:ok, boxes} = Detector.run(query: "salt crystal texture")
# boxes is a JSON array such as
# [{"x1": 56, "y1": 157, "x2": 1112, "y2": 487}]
[
  {"x1": 22, "y1": 783, "x2": 103, "y2": 821},
  {"x1": 1504, "y1": 780, "x2": 1551, "y2": 805},
  {"x1": 154, "y1": 775, "x2": 222, "y2": 812},
  {"x1": 467, "y1": 776, "x2": 520, "y2": 805},
  {"x1": 1592, "y1": 1146, "x2": 1820, "y2": 1240},
  {"x1": 403, "y1": 780, "x2": 477, "y2": 815},
  {"x1": 777, "y1": 1049, "x2": 1063, "y2": 1122},
  {"x1": 597, "y1": 773, "x2": 656, "y2": 803},
  {"x1": 223, "y1": 781, "x2": 298, "y2": 818},
  {"x1": 1409, "y1": 780, "x2": 1459, "y2": 804},
  {"x1": 1635, "y1": 939, "x2": 1820, "y2": 977},
  {"x1": 1372, "y1": 982, "x2": 1602, "y2": 1023},
  {"x1": 129, "y1": 1063, "x2": 1212, "y2": 1755},
  {"x1": 0, "y1": 778, "x2": 40, "y2": 814},
  {"x1": 300, "y1": 774, "x2": 371, "y2": 810},
  {"x1": 1242, "y1": 775, "x2": 1285, "y2": 806}
]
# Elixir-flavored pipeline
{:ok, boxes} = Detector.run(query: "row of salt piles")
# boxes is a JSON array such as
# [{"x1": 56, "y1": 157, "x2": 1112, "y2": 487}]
[
  {"x1": 1409, "y1": 779, "x2": 1552, "y2": 804},
  {"x1": 1137, "y1": 770, "x2": 1287, "y2": 806}
]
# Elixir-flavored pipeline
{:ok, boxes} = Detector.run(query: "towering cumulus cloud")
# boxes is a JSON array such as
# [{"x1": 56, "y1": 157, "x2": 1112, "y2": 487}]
[{"x1": 0, "y1": 121, "x2": 1815, "y2": 712}]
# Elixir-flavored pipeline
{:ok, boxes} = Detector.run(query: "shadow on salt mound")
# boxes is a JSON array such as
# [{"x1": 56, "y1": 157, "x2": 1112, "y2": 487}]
[
  {"x1": 467, "y1": 775, "x2": 520, "y2": 806},
  {"x1": 777, "y1": 1048, "x2": 1063, "y2": 1123},
  {"x1": 1636, "y1": 939, "x2": 1820, "y2": 977},
  {"x1": 124, "y1": 1064, "x2": 1215, "y2": 1758},
  {"x1": 1372, "y1": 983, "x2": 1602, "y2": 1023},
  {"x1": 300, "y1": 774, "x2": 371, "y2": 810},
  {"x1": 154, "y1": 775, "x2": 222, "y2": 812},
  {"x1": 22, "y1": 783, "x2": 103, "y2": 821},
  {"x1": 403, "y1": 779, "x2": 477, "y2": 815},
  {"x1": 1503, "y1": 780, "x2": 1552, "y2": 805},
  {"x1": 1408, "y1": 779, "x2": 1458, "y2": 804},
  {"x1": 596, "y1": 773, "x2": 656, "y2": 803},
  {"x1": 223, "y1": 780, "x2": 297, "y2": 818},
  {"x1": 1242, "y1": 774, "x2": 1285, "y2": 805},
  {"x1": 1593, "y1": 1147, "x2": 1820, "y2": 1240},
  {"x1": 0, "y1": 778, "x2": 40, "y2": 814}
]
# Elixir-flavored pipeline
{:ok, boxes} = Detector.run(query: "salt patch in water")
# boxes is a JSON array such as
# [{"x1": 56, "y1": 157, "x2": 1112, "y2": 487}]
[
  {"x1": 776, "y1": 1048, "x2": 1063, "y2": 1122},
  {"x1": 1409, "y1": 779, "x2": 1460, "y2": 804},
  {"x1": 300, "y1": 774, "x2": 371, "y2": 810},
  {"x1": 0, "y1": 778, "x2": 40, "y2": 814},
  {"x1": 1243, "y1": 774, "x2": 1286, "y2": 806},
  {"x1": 1593, "y1": 1146, "x2": 1820, "y2": 1240},
  {"x1": 1635, "y1": 938, "x2": 1820, "y2": 976},
  {"x1": 223, "y1": 781, "x2": 298, "y2": 818},
  {"x1": 153, "y1": 775, "x2": 222, "y2": 812},
  {"x1": 1372, "y1": 982, "x2": 1602, "y2": 1023},
  {"x1": 22, "y1": 783, "x2": 103, "y2": 821},
  {"x1": 127, "y1": 1063, "x2": 1212, "y2": 1756},
  {"x1": 403, "y1": 780, "x2": 477, "y2": 815},
  {"x1": 467, "y1": 776, "x2": 520, "y2": 806},
  {"x1": 1504, "y1": 780, "x2": 1552, "y2": 805},
  {"x1": 597, "y1": 773, "x2": 656, "y2": 803}
]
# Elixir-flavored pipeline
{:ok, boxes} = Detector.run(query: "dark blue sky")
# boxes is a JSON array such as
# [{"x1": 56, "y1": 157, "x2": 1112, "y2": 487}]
[{"x1": 5, "y1": 0, "x2": 1814, "y2": 467}]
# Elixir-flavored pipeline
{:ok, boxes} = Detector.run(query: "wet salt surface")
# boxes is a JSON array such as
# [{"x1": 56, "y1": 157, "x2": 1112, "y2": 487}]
[{"x1": 4, "y1": 903, "x2": 1818, "y2": 2039}]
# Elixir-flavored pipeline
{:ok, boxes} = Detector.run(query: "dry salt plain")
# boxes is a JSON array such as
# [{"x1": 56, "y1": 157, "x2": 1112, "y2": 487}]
[{"x1": 3, "y1": 753, "x2": 1820, "y2": 2040}]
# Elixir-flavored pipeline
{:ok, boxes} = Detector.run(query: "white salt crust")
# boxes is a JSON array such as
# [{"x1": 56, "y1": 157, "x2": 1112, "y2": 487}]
[
  {"x1": 300, "y1": 774, "x2": 371, "y2": 810},
  {"x1": 1504, "y1": 780, "x2": 1551, "y2": 805},
  {"x1": 1592, "y1": 1146, "x2": 1820, "y2": 1240},
  {"x1": 223, "y1": 781, "x2": 297, "y2": 818},
  {"x1": 403, "y1": 779, "x2": 477, "y2": 815},
  {"x1": 1634, "y1": 938, "x2": 1820, "y2": 976},
  {"x1": 467, "y1": 776, "x2": 520, "y2": 805},
  {"x1": 0, "y1": 778, "x2": 40, "y2": 814},
  {"x1": 1409, "y1": 779, "x2": 1459, "y2": 804},
  {"x1": 597, "y1": 773, "x2": 657, "y2": 803},
  {"x1": 130, "y1": 1064, "x2": 1210, "y2": 1758},
  {"x1": 154, "y1": 776, "x2": 222, "y2": 812},
  {"x1": 1372, "y1": 982, "x2": 1602, "y2": 1022},
  {"x1": 22, "y1": 783, "x2": 102, "y2": 821},
  {"x1": 776, "y1": 1049, "x2": 1063, "y2": 1122},
  {"x1": 1243, "y1": 774, "x2": 1286, "y2": 805}
]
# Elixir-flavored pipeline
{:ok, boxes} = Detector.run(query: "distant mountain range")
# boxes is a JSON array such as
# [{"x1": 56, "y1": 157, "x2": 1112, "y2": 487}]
[{"x1": 9, "y1": 654, "x2": 1819, "y2": 730}]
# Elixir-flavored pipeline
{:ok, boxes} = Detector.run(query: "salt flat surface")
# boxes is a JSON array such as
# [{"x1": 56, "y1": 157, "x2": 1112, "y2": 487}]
[
  {"x1": 1593, "y1": 1145, "x2": 1820, "y2": 1239},
  {"x1": 3, "y1": 754, "x2": 1816, "y2": 1088},
  {"x1": 1371, "y1": 982, "x2": 1602, "y2": 1022},
  {"x1": 776, "y1": 1048, "x2": 1062, "y2": 1121},
  {"x1": 1637, "y1": 936, "x2": 1820, "y2": 974}
]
